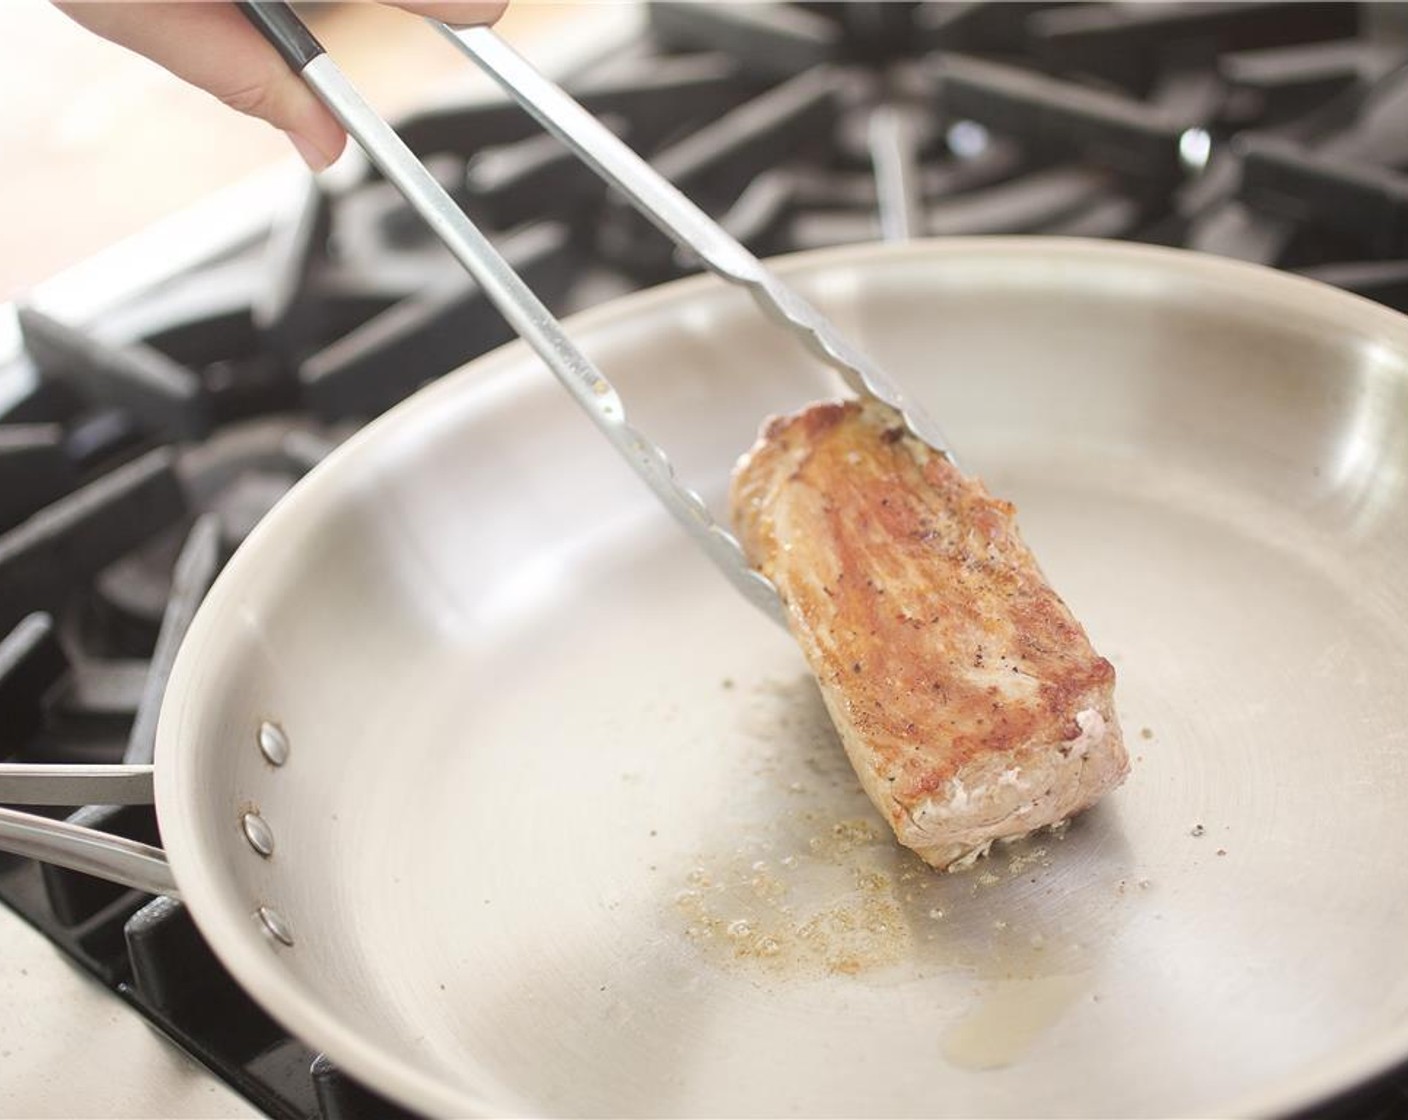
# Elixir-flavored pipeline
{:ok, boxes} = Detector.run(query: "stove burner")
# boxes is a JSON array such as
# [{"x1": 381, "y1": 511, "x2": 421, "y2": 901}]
[{"x1": 4, "y1": 3, "x2": 1408, "y2": 1117}]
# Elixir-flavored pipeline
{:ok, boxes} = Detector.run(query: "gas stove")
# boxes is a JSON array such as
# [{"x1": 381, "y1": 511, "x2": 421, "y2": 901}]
[{"x1": 3, "y1": 4, "x2": 1408, "y2": 1117}]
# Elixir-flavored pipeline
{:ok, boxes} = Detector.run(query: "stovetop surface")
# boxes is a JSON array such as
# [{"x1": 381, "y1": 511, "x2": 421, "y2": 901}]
[{"x1": 5, "y1": 3, "x2": 1408, "y2": 1117}]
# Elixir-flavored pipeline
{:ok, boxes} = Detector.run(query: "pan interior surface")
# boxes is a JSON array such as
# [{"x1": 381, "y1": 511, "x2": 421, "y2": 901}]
[{"x1": 157, "y1": 239, "x2": 1408, "y2": 1118}]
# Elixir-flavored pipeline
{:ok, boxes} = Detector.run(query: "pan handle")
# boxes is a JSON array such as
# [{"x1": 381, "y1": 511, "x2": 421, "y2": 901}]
[{"x1": 0, "y1": 764, "x2": 178, "y2": 898}]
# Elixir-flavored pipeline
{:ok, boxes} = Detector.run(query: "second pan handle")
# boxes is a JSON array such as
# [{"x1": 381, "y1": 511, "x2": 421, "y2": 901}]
[{"x1": 0, "y1": 764, "x2": 177, "y2": 897}]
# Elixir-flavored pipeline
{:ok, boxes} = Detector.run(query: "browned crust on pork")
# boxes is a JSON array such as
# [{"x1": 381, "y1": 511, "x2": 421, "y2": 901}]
[{"x1": 730, "y1": 399, "x2": 1128, "y2": 869}]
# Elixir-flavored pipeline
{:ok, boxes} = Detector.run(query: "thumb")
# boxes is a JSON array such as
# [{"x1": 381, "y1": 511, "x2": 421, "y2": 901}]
[
  {"x1": 55, "y1": 1, "x2": 346, "y2": 170},
  {"x1": 384, "y1": 1, "x2": 509, "y2": 27}
]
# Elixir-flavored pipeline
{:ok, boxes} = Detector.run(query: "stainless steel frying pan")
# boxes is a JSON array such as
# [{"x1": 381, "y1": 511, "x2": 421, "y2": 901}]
[{"x1": 3, "y1": 237, "x2": 1408, "y2": 1118}]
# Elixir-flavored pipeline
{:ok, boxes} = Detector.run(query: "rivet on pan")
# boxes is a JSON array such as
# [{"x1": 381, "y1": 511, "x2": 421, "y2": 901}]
[
  {"x1": 242, "y1": 812, "x2": 275, "y2": 857},
  {"x1": 258, "y1": 721, "x2": 290, "y2": 766},
  {"x1": 257, "y1": 905, "x2": 294, "y2": 947}
]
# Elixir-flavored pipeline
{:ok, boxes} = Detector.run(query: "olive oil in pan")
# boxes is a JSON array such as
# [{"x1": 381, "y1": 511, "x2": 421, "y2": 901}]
[{"x1": 670, "y1": 673, "x2": 1138, "y2": 1068}]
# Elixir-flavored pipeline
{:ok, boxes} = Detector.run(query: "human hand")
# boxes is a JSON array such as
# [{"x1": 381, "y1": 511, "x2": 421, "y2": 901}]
[{"x1": 55, "y1": 1, "x2": 507, "y2": 170}]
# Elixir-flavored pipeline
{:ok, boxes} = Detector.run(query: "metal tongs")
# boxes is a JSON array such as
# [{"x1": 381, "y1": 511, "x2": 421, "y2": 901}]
[{"x1": 239, "y1": 2, "x2": 955, "y2": 627}]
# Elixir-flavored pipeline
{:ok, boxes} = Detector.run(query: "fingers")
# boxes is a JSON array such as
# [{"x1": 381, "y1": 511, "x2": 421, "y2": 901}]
[
  {"x1": 55, "y1": 1, "x2": 346, "y2": 169},
  {"x1": 384, "y1": 1, "x2": 509, "y2": 28},
  {"x1": 54, "y1": 0, "x2": 510, "y2": 170}
]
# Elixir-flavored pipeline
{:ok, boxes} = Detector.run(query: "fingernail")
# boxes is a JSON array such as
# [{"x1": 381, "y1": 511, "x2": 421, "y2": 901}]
[{"x1": 286, "y1": 130, "x2": 335, "y2": 172}]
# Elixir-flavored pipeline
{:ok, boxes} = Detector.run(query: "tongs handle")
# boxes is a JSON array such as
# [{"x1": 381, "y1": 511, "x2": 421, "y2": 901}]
[
  {"x1": 237, "y1": 2, "x2": 785, "y2": 626},
  {"x1": 435, "y1": 24, "x2": 955, "y2": 463}
]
